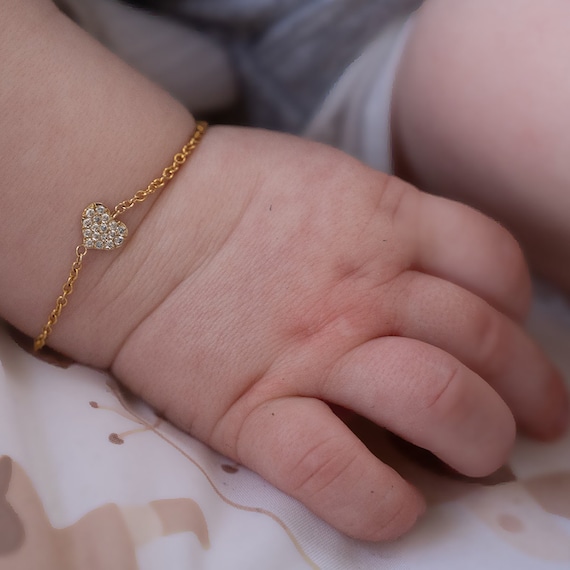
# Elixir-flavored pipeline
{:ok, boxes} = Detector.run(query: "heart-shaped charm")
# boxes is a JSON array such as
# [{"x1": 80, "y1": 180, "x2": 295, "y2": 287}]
[{"x1": 81, "y1": 203, "x2": 128, "y2": 250}]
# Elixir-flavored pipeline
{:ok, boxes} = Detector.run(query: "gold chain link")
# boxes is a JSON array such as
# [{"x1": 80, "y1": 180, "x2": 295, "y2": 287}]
[
  {"x1": 33, "y1": 245, "x2": 87, "y2": 351},
  {"x1": 34, "y1": 121, "x2": 208, "y2": 351},
  {"x1": 113, "y1": 122, "x2": 207, "y2": 217}
]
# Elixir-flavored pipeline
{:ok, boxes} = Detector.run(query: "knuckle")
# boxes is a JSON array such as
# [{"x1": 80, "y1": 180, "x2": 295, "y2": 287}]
[
  {"x1": 379, "y1": 175, "x2": 411, "y2": 225},
  {"x1": 491, "y1": 224, "x2": 532, "y2": 319},
  {"x1": 419, "y1": 359, "x2": 464, "y2": 418},
  {"x1": 470, "y1": 306, "x2": 511, "y2": 378},
  {"x1": 288, "y1": 436, "x2": 359, "y2": 500}
]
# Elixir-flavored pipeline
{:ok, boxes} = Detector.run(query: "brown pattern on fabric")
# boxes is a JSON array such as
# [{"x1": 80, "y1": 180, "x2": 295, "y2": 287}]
[
  {"x1": 0, "y1": 456, "x2": 209, "y2": 570},
  {"x1": 524, "y1": 472, "x2": 570, "y2": 519}
]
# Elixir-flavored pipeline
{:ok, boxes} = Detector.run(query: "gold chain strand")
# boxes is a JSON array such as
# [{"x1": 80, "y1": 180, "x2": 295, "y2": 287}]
[
  {"x1": 113, "y1": 121, "x2": 207, "y2": 216},
  {"x1": 33, "y1": 245, "x2": 87, "y2": 351},
  {"x1": 34, "y1": 121, "x2": 208, "y2": 351}
]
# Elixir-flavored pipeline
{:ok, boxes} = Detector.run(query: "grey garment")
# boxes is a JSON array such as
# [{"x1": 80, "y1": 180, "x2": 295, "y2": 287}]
[{"x1": 128, "y1": 0, "x2": 423, "y2": 132}]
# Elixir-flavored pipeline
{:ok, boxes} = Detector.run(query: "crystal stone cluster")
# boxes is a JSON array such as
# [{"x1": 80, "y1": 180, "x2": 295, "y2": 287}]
[{"x1": 81, "y1": 203, "x2": 128, "y2": 250}]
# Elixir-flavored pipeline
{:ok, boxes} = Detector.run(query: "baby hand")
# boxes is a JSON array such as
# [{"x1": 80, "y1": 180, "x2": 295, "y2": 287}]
[{"x1": 69, "y1": 127, "x2": 568, "y2": 540}]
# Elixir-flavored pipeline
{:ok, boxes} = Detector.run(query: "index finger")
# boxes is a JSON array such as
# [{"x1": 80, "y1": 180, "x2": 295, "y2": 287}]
[{"x1": 395, "y1": 183, "x2": 531, "y2": 321}]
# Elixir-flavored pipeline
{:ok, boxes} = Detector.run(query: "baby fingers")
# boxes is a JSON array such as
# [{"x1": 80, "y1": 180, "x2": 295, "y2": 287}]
[
  {"x1": 323, "y1": 337, "x2": 516, "y2": 477},
  {"x1": 234, "y1": 396, "x2": 425, "y2": 541},
  {"x1": 396, "y1": 184, "x2": 531, "y2": 321},
  {"x1": 385, "y1": 271, "x2": 568, "y2": 440}
]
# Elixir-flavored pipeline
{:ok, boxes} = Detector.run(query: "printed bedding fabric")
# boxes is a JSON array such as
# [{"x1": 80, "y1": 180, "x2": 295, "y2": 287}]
[{"x1": 0, "y1": 284, "x2": 569, "y2": 570}]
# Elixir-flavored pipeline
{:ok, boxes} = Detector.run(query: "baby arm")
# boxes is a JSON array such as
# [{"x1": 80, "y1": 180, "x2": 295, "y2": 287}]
[{"x1": 1, "y1": 0, "x2": 567, "y2": 541}]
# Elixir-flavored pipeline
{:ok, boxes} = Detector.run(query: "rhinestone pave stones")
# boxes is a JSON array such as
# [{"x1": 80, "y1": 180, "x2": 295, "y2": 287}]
[{"x1": 81, "y1": 203, "x2": 128, "y2": 250}]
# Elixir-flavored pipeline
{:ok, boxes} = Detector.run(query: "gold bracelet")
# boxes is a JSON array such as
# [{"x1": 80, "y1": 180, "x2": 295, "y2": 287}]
[{"x1": 34, "y1": 120, "x2": 208, "y2": 351}]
